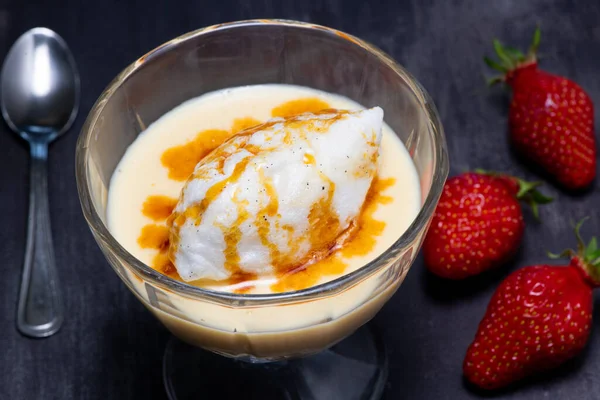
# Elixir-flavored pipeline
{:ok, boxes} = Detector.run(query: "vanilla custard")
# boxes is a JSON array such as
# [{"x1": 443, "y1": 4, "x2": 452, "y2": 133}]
[{"x1": 107, "y1": 84, "x2": 420, "y2": 294}]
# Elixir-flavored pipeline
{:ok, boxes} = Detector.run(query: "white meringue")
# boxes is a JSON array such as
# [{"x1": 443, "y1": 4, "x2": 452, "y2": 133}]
[{"x1": 169, "y1": 107, "x2": 383, "y2": 282}]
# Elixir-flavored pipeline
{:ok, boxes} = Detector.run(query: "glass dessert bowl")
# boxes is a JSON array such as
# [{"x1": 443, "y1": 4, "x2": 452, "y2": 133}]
[{"x1": 76, "y1": 19, "x2": 448, "y2": 400}]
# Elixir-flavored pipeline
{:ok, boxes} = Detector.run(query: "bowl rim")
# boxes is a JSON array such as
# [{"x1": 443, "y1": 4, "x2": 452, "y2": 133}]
[{"x1": 75, "y1": 18, "x2": 449, "y2": 306}]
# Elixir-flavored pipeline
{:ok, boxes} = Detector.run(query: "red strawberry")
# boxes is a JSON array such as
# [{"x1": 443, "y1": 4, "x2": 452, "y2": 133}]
[
  {"x1": 485, "y1": 28, "x2": 597, "y2": 189},
  {"x1": 423, "y1": 171, "x2": 551, "y2": 279},
  {"x1": 463, "y1": 219, "x2": 600, "y2": 389}
]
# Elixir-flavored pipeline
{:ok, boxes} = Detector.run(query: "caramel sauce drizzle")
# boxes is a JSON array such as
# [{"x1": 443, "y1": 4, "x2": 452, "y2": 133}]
[
  {"x1": 218, "y1": 192, "x2": 251, "y2": 275},
  {"x1": 306, "y1": 177, "x2": 340, "y2": 259},
  {"x1": 179, "y1": 157, "x2": 251, "y2": 227},
  {"x1": 254, "y1": 170, "x2": 284, "y2": 265},
  {"x1": 270, "y1": 176, "x2": 394, "y2": 293},
  {"x1": 151, "y1": 252, "x2": 178, "y2": 278},
  {"x1": 137, "y1": 224, "x2": 170, "y2": 251},
  {"x1": 161, "y1": 129, "x2": 231, "y2": 181},
  {"x1": 138, "y1": 99, "x2": 394, "y2": 293},
  {"x1": 160, "y1": 117, "x2": 262, "y2": 182},
  {"x1": 303, "y1": 153, "x2": 316, "y2": 165},
  {"x1": 231, "y1": 117, "x2": 262, "y2": 133},
  {"x1": 340, "y1": 177, "x2": 394, "y2": 257},
  {"x1": 271, "y1": 98, "x2": 331, "y2": 118},
  {"x1": 142, "y1": 195, "x2": 177, "y2": 220}
]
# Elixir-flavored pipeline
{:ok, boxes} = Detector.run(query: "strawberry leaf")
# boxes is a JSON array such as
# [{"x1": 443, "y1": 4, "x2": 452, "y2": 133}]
[
  {"x1": 515, "y1": 179, "x2": 541, "y2": 198},
  {"x1": 548, "y1": 249, "x2": 573, "y2": 260},
  {"x1": 484, "y1": 27, "x2": 540, "y2": 82},
  {"x1": 529, "y1": 190, "x2": 554, "y2": 204},
  {"x1": 550, "y1": 218, "x2": 600, "y2": 284},
  {"x1": 529, "y1": 26, "x2": 541, "y2": 55},
  {"x1": 514, "y1": 178, "x2": 552, "y2": 220},
  {"x1": 586, "y1": 237, "x2": 598, "y2": 257},
  {"x1": 572, "y1": 217, "x2": 590, "y2": 254},
  {"x1": 487, "y1": 75, "x2": 505, "y2": 86},
  {"x1": 547, "y1": 218, "x2": 589, "y2": 260},
  {"x1": 484, "y1": 56, "x2": 507, "y2": 73},
  {"x1": 584, "y1": 239, "x2": 600, "y2": 264},
  {"x1": 503, "y1": 46, "x2": 526, "y2": 62},
  {"x1": 493, "y1": 40, "x2": 515, "y2": 70}
]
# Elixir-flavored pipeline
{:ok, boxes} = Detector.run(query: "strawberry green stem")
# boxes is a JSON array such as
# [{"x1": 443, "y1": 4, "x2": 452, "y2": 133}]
[
  {"x1": 474, "y1": 169, "x2": 553, "y2": 219},
  {"x1": 529, "y1": 25, "x2": 541, "y2": 54},
  {"x1": 548, "y1": 218, "x2": 600, "y2": 286},
  {"x1": 484, "y1": 26, "x2": 541, "y2": 84}
]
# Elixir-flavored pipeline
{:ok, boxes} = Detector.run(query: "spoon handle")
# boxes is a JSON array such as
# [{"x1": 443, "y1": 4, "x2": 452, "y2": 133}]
[{"x1": 17, "y1": 142, "x2": 63, "y2": 338}]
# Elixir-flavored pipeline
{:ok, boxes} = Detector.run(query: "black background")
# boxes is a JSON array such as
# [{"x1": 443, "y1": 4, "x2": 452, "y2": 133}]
[{"x1": 1, "y1": 0, "x2": 600, "y2": 399}]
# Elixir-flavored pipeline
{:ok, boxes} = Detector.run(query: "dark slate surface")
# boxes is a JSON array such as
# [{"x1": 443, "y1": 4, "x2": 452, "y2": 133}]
[{"x1": 1, "y1": 0, "x2": 599, "y2": 399}]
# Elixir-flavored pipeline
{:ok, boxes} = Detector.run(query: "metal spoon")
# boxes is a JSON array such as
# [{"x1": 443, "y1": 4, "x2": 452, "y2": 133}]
[{"x1": 1, "y1": 28, "x2": 80, "y2": 338}]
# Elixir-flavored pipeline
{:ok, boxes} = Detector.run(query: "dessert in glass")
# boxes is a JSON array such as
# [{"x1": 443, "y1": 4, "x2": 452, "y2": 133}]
[{"x1": 76, "y1": 20, "x2": 448, "y2": 400}]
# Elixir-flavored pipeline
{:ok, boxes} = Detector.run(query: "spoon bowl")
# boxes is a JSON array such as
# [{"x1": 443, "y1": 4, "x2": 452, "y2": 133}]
[
  {"x1": 2, "y1": 27, "x2": 79, "y2": 142},
  {"x1": 1, "y1": 27, "x2": 80, "y2": 337}
]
